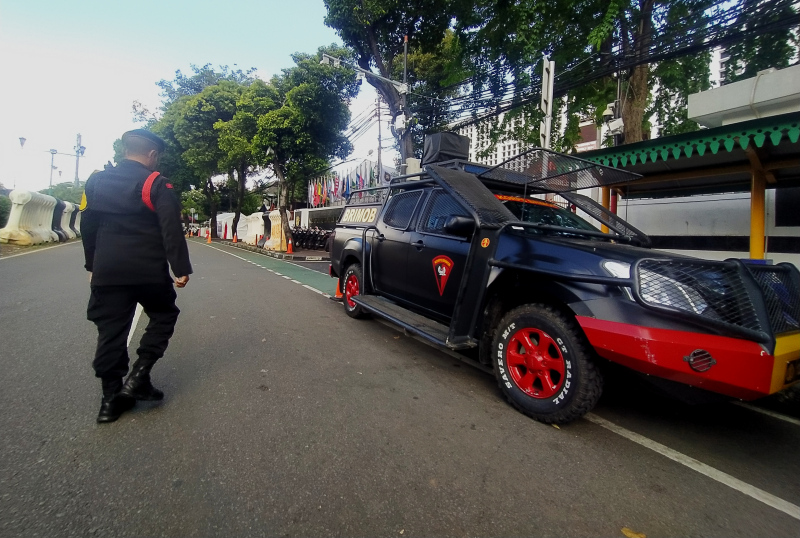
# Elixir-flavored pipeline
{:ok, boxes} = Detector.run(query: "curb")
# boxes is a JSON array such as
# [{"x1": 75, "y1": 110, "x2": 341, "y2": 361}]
[{"x1": 191, "y1": 237, "x2": 330, "y2": 261}]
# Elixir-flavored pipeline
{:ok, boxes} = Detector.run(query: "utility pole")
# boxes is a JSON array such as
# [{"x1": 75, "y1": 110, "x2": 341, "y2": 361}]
[
  {"x1": 376, "y1": 97, "x2": 382, "y2": 181},
  {"x1": 539, "y1": 54, "x2": 556, "y2": 149},
  {"x1": 401, "y1": 35, "x2": 409, "y2": 167},
  {"x1": 74, "y1": 133, "x2": 85, "y2": 188},
  {"x1": 48, "y1": 149, "x2": 57, "y2": 196},
  {"x1": 539, "y1": 55, "x2": 556, "y2": 202}
]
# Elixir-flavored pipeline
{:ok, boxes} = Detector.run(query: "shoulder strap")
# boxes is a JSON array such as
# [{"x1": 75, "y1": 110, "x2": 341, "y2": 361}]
[{"x1": 142, "y1": 172, "x2": 160, "y2": 212}]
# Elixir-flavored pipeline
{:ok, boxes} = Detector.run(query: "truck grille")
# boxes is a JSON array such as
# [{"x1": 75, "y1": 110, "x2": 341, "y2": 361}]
[
  {"x1": 746, "y1": 264, "x2": 800, "y2": 334},
  {"x1": 635, "y1": 259, "x2": 763, "y2": 338}
]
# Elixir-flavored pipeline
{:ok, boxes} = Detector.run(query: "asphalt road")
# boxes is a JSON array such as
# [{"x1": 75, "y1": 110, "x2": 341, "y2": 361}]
[{"x1": 1, "y1": 239, "x2": 799, "y2": 537}]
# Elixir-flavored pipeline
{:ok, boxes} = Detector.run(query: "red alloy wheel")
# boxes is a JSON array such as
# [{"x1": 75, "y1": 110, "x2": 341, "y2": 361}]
[
  {"x1": 345, "y1": 273, "x2": 360, "y2": 308},
  {"x1": 506, "y1": 327, "x2": 566, "y2": 399}
]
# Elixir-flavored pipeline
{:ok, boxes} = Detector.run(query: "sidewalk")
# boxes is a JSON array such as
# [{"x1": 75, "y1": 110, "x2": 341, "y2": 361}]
[{"x1": 190, "y1": 237, "x2": 330, "y2": 261}]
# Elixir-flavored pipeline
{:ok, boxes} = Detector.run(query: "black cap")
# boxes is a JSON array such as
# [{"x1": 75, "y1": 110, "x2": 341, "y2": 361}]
[{"x1": 121, "y1": 129, "x2": 166, "y2": 153}]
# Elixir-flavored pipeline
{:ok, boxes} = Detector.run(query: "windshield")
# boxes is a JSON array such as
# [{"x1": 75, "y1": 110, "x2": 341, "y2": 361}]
[{"x1": 495, "y1": 195, "x2": 599, "y2": 232}]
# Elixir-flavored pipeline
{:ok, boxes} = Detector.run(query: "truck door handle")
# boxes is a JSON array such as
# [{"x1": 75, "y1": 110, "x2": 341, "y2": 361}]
[
  {"x1": 413, "y1": 240, "x2": 425, "y2": 250},
  {"x1": 376, "y1": 234, "x2": 385, "y2": 242}
]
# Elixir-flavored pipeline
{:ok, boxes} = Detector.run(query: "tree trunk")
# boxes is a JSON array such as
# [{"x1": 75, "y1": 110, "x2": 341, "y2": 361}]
[
  {"x1": 622, "y1": 63, "x2": 649, "y2": 144},
  {"x1": 359, "y1": 23, "x2": 413, "y2": 164},
  {"x1": 622, "y1": 0, "x2": 654, "y2": 144},
  {"x1": 204, "y1": 177, "x2": 218, "y2": 238},
  {"x1": 273, "y1": 165, "x2": 293, "y2": 250},
  {"x1": 231, "y1": 162, "x2": 247, "y2": 237}
]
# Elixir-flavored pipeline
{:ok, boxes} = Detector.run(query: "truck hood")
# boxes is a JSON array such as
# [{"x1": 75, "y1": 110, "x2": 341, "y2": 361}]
[
  {"x1": 494, "y1": 232, "x2": 696, "y2": 281},
  {"x1": 544, "y1": 237, "x2": 696, "y2": 264}
]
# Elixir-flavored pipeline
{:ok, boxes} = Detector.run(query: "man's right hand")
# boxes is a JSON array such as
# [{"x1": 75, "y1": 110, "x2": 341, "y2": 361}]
[{"x1": 175, "y1": 275, "x2": 189, "y2": 288}]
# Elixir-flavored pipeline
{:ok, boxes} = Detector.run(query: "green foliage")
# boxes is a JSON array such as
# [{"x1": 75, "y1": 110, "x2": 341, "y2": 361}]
[
  {"x1": 240, "y1": 192, "x2": 263, "y2": 215},
  {"x1": 324, "y1": 0, "x2": 467, "y2": 158},
  {"x1": 0, "y1": 195, "x2": 11, "y2": 228},
  {"x1": 112, "y1": 139, "x2": 125, "y2": 164},
  {"x1": 724, "y1": 0, "x2": 798, "y2": 83},
  {"x1": 157, "y1": 64, "x2": 256, "y2": 105},
  {"x1": 39, "y1": 182, "x2": 85, "y2": 204},
  {"x1": 254, "y1": 44, "x2": 360, "y2": 177},
  {"x1": 454, "y1": 0, "x2": 718, "y2": 147},
  {"x1": 394, "y1": 31, "x2": 470, "y2": 156},
  {"x1": 181, "y1": 189, "x2": 210, "y2": 222}
]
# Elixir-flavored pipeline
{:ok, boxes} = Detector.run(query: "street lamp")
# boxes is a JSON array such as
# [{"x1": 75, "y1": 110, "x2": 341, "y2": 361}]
[
  {"x1": 320, "y1": 52, "x2": 411, "y2": 164},
  {"x1": 74, "y1": 133, "x2": 86, "y2": 188},
  {"x1": 49, "y1": 149, "x2": 57, "y2": 196}
]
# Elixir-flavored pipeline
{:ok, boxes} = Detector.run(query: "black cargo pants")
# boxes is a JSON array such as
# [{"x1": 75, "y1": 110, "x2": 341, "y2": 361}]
[{"x1": 87, "y1": 284, "x2": 180, "y2": 381}]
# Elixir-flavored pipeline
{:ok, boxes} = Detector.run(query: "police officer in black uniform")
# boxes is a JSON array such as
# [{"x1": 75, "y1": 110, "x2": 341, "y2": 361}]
[{"x1": 81, "y1": 129, "x2": 192, "y2": 423}]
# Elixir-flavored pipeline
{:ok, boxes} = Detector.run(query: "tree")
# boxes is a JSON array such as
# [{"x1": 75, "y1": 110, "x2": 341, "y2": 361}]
[
  {"x1": 215, "y1": 79, "x2": 279, "y2": 234},
  {"x1": 181, "y1": 189, "x2": 210, "y2": 224},
  {"x1": 723, "y1": 0, "x2": 798, "y2": 84},
  {"x1": 39, "y1": 181, "x2": 85, "y2": 204},
  {"x1": 254, "y1": 45, "x2": 360, "y2": 244},
  {"x1": 0, "y1": 194, "x2": 10, "y2": 228},
  {"x1": 156, "y1": 64, "x2": 256, "y2": 106},
  {"x1": 392, "y1": 30, "x2": 470, "y2": 156},
  {"x1": 127, "y1": 65, "x2": 257, "y2": 237},
  {"x1": 324, "y1": 0, "x2": 466, "y2": 163},
  {"x1": 455, "y1": 0, "x2": 715, "y2": 148},
  {"x1": 162, "y1": 81, "x2": 243, "y2": 236}
]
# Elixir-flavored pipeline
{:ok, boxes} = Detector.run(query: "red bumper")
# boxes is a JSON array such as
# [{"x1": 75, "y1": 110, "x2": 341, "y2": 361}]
[{"x1": 576, "y1": 316, "x2": 776, "y2": 400}]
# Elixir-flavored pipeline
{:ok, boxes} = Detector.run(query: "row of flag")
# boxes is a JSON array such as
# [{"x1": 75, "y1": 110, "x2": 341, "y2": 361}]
[{"x1": 308, "y1": 160, "x2": 395, "y2": 208}]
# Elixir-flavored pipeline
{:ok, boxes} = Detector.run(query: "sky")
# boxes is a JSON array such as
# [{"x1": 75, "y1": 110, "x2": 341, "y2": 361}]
[{"x1": 0, "y1": 0, "x2": 395, "y2": 192}]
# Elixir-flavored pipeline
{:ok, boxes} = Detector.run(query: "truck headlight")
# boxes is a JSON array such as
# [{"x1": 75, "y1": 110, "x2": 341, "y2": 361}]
[
  {"x1": 602, "y1": 260, "x2": 634, "y2": 301},
  {"x1": 602, "y1": 260, "x2": 631, "y2": 279},
  {"x1": 639, "y1": 269, "x2": 709, "y2": 316}
]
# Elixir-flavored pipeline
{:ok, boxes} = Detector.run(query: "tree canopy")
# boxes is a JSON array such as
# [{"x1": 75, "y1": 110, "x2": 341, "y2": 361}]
[{"x1": 254, "y1": 44, "x2": 360, "y2": 240}]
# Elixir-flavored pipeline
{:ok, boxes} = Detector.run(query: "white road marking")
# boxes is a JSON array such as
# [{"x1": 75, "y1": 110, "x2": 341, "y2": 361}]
[
  {"x1": 303, "y1": 284, "x2": 324, "y2": 295},
  {"x1": 0, "y1": 241, "x2": 79, "y2": 260},
  {"x1": 585, "y1": 413, "x2": 800, "y2": 521},
  {"x1": 731, "y1": 402, "x2": 800, "y2": 427},
  {"x1": 291, "y1": 279, "x2": 301, "y2": 284},
  {"x1": 200, "y1": 243, "x2": 329, "y2": 297},
  {"x1": 126, "y1": 304, "x2": 144, "y2": 347},
  {"x1": 205, "y1": 241, "x2": 332, "y2": 276}
]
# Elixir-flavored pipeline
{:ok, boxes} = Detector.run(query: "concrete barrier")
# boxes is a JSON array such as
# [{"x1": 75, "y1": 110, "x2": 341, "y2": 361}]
[
  {"x1": 0, "y1": 190, "x2": 58, "y2": 245},
  {"x1": 266, "y1": 210, "x2": 286, "y2": 251},
  {"x1": 60, "y1": 202, "x2": 77, "y2": 240},
  {"x1": 51, "y1": 200, "x2": 67, "y2": 242},
  {"x1": 242, "y1": 212, "x2": 265, "y2": 245},
  {"x1": 70, "y1": 208, "x2": 81, "y2": 237}
]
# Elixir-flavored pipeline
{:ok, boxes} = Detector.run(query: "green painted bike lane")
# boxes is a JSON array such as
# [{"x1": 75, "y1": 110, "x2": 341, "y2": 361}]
[{"x1": 188, "y1": 239, "x2": 337, "y2": 296}]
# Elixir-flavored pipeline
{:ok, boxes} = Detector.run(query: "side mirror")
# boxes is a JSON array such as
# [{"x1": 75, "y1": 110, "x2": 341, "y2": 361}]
[{"x1": 444, "y1": 215, "x2": 475, "y2": 237}]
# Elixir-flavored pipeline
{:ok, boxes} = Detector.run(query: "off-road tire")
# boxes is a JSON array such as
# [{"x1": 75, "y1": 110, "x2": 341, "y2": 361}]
[
  {"x1": 492, "y1": 304, "x2": 602, "y2": 424},
  {"x1": 343, "y1": 263, "x2": 369, "y2": 319}
]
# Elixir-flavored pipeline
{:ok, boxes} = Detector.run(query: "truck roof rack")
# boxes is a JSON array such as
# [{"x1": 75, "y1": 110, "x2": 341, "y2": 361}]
[{"x1": 471, "y1": 148, "x2": 641, "y2": 194}]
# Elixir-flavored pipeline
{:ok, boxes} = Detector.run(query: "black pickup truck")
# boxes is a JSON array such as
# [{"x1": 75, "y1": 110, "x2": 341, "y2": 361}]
[{"x1": 329, "y1": 138, "x2": 800, "y2": 424}]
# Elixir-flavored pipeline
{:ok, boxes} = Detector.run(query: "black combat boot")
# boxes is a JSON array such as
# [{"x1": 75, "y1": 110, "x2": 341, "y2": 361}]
[
  {"x1": 120, "y1": 358, "x2": 164, "y2": 401},
  {"x1": 97, "y1": 378, "x2": 136, "y2": 424}
]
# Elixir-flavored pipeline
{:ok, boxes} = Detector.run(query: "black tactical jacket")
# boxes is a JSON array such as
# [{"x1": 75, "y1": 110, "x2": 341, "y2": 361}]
[{"x1": 81, "y1": 160, "x2": 192, "y2": 286}]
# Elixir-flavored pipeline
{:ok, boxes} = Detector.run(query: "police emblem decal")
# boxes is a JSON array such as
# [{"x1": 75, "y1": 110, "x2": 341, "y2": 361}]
[{"x1": 432, "y1": 255, "x2": 454, "y2": 296}]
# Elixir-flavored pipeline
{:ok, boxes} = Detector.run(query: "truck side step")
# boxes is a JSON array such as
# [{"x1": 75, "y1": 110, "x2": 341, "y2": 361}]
[{"x1": 352, "y1": 296, "x2": 476, "y2": 350}]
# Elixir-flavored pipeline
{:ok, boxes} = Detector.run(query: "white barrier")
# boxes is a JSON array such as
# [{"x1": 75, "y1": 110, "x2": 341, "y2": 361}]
[
  {"x1": 0, "y1": 190, "x2": 58, "y2": 245},
  {"x1": 266, "y1": 210, "x2": 286, "y2": 250},
  {"x1": 73, "y1": 210, "x2": 81, "y2": 236},
  {"x1": 242, "y1": 212, "x2": 265, "y2": 245},
  {"x1": 60, "y1": 202, "x2": 77, "y2": 240}
]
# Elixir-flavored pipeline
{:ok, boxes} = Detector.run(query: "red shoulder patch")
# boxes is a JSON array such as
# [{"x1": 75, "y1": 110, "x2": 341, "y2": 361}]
[{"x1": 165, "y1": 183, "x2": 173, "y2": 189}]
